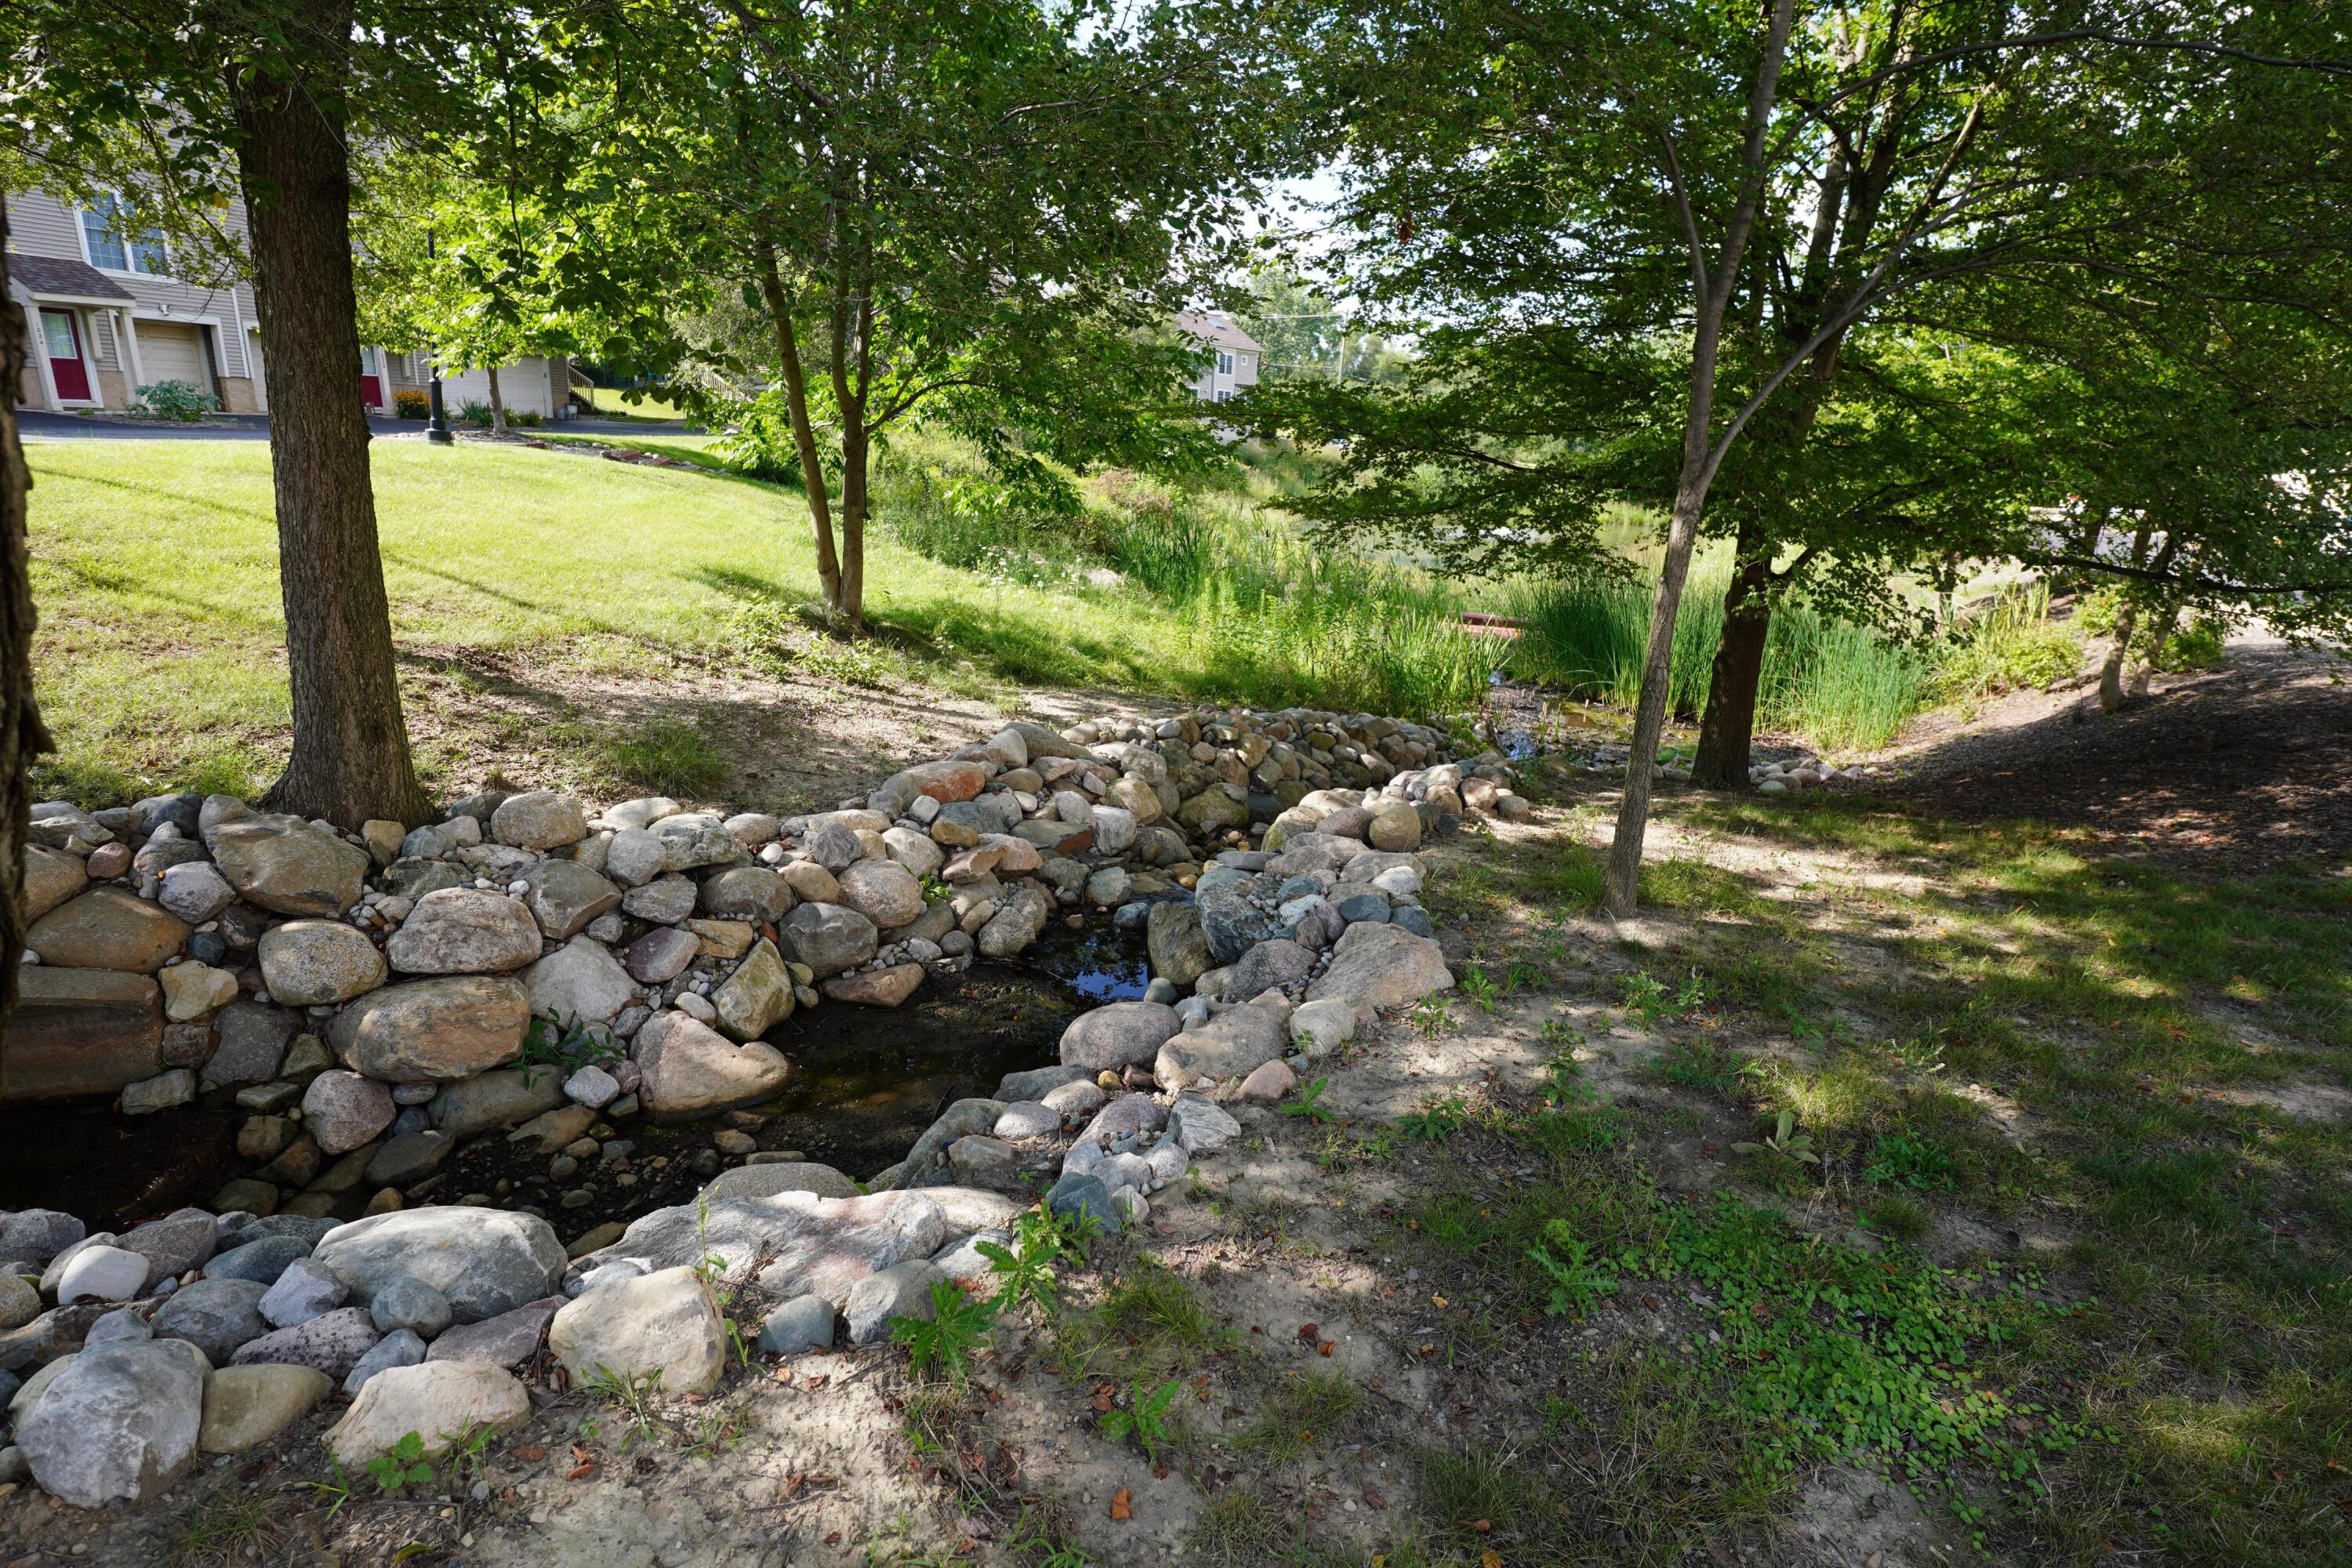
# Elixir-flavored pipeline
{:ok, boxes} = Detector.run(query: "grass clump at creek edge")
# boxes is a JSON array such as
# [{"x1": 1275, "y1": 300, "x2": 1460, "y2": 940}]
[{"x1": 1500, "y1": 571, "x2": 1931, "y2": 752}]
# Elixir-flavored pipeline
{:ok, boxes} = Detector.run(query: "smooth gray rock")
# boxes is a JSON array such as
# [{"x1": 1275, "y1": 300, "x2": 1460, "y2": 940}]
[
  {"x1": 118, "y1": 1208, "x2": 216, "y2": 1289},
  {"x1": 1058, "y1": 1000, "x2": 1181, "y2": 1073},
  {"x1": 756, "y1": 1294, "x2": 837, "y2": 1356},
  {"x1": 0, "y1": 1210, "x2": 83, "y2": 1267},
  {"x1": 994, "y1": 1064, "x2": 1090, "y2": 1102},
  {"x1": 1045, "y1": 1172, "x2": 1123, "y2": 1232},
  {"x1": 778, "y1": 902, "x2": 877, "y2": 980},
  {"x1": 201, "y1": 1237, "x2": 310, "y2": 1287},
  {"x1": 342, "y1": 1327, "x2": 426, "y2": 1396},
  {"x1": 424, "y1": 1297, "x2": 559, "y2": 1368},
  {"x1": 16, "y1": 1341, "x2": 203, "y2": 1506},
  {"x1": 369, "y1": 1276, "x2": 454, "y2": 1338},
  {"x1": 259, "y1": 1257, "x2": 349, "y2": 1329},
  {"x1": 312, "y1": 1210, "x2": 565, "y2": 1325},
  {"x1": 843, "y1": 1260, "x2": 942, "y2": 1345}
]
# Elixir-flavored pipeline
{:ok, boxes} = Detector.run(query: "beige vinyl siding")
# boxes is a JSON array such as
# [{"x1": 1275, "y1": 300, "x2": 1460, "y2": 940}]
[{"x1": 5, "y1": 191, "x2": 259, "y2": 382}]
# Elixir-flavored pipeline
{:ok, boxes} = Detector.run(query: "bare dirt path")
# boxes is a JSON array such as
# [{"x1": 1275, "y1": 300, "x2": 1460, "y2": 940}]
[{"x1": 1871, "y1": 632, "x2": 2352, "y2": 874}]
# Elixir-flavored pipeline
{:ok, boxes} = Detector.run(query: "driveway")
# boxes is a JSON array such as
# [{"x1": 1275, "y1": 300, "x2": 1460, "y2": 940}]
[{"x1": 15, "y1": 410, "x2": 693, "y2": 442}]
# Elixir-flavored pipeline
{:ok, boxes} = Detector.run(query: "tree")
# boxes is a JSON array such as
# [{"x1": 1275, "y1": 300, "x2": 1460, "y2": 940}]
[
  {"x1": 1273, "y1": 0, "x2": 2352, "y2": 911},
  {"x1": 0, "y1": 0, "x2": 532, "y2": 826},
  {"x1": 0, "y1": 203, "x2": 55, "y2": 1022},
  {"x1": 355, "y1": 154, "x2": 580, "y2": 430},
  {"x1": 536, "y1": 0, "x2": 1287, "y2": 633}
]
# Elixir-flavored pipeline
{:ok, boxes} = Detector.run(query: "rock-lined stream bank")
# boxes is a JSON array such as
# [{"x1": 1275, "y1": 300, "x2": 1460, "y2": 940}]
[{"x1": 0, "y1": 704, "x2": 1526, "y2": 1521}]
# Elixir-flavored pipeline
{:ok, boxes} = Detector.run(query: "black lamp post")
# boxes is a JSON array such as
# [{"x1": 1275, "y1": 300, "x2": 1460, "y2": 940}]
[{"x1": 423, "y1": 230, "x2": 454, "y2": 445}]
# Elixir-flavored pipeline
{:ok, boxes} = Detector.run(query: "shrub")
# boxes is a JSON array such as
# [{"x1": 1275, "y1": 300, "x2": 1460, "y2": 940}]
[
  {"x1": 392, "y1": 388, "x2": 430, "y2": 419},
  {"x1": 1934, "y1": 583, "x2": 2082, "y2": 702},
  {"x1": 129, "y1": 379, "x2": 216, "y2": 422},
  {"x1": 510, "y1": 408, "x2": 543, "y2": 427},
  {"x1": 456, "y1": 399, "x2": 495, "y2": 426}
]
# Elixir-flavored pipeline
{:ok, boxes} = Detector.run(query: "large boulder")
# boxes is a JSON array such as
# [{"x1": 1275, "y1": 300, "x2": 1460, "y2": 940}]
[
  {"x1": 836, "y1": 860, "x2": 925, "y2": 931},
  {"x1": 24, "y1": 843, "x2": 87, "y2": 920},
  {"x1": 387, "y1": 888, "x2": 543, "y2": 975},
  {"x1": 329, "y1": 975, "x2": 532, "y2": 1082},
  {"x1": 25, "y1": 887, "x2": 189, "y2": 973},
  {"x1": 779, "y1": 902, "x2": 877, "y2": 980},
  {"x1": 16, "y1": 1341, "x2": 205, "y2": 1506},
  {"x1": 711, "y1": 938, "x2": 794, "y2": 1040},
  {"x1": 490, "y1": 790, "x2": 590, "y2": 851},
  {"x1": 300, "y1": 1071, "x2": 395, "y2": 1154},
  {"x1": 228, "y1": 1307, "x2": 380, "y2": 1379},
  {"x1": 431, "y1": 1069, "x2": 566, "y2": 1137},
  {"x1": 325, "y1": 1362, "x2": 531, "y2": 1466},
  {"x1": 1305, "y1": 921, "x2": 1454, "y2": 1016},
  {"x1": 633, "y1": 1011, "x2": 793, "y2": 1120},
  {"x1": 201, "y1": 1000, "x2": 298, "y2": 1088},
  {"x1": 818, "y1": 963, "x2": 924, "y2": 1007},
  {"x1": 2, "y1": 967, "x2": 161, "y2": 1101},
  {"x1": 700, "y1": 1162, "x2": 861, "y2": 1204},
  {"x1": 1155, "y1": 993, "x2": 1294, "y2": 1089},
  {"x1": 521, "y1": 936, "x2": 638, "y2": 1025},
  {"x1": 201, "y1": 797, "x2": 370, "y2": 919},
  {"x1": 976, "y1": 884, "x2": 1052, "y2": 959},
  {"x1": 1225, "y1": 938, "x2": 1316, "y2": 1000},
  {"x1": 1058, "y1": 1000, "x2": 1182, "y2": 1073},
  {"x1": 548, "y1": 1267, "x2": 724, "y2": 1396},
  {"x1": 257, "y1": 920, "x2": 387, "y2": 1005},
  {"x1": 1196, "y1": 877, "x2": 1279, "y2": 965},
  {"x1": 697, "y1": 866, "x2": 794, "y2": 925},
  {"x1": 579, "y1": 1189, "x2": 951, "y2": 1308},
  {"x1": 522, "y1": 859, "x2": 622, "y2": 939},
  {"x1": 312, "y1": 1210, "x2": 566, "y2": 1325},
  {"x1": 1145, "y1": 902, "x2": 1214, "y2": 989}
]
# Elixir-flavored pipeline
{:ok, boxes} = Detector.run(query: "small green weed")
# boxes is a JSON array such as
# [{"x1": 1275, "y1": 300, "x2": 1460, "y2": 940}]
[
  {"x1": 1237, "y1": 1370, "x2": 1361, "y2": 1462},
  {"x1": 1526, "y1": 1221, "x2": 1619, "y2": 1316},
  {"x1": 1459, "y1": 965, "x2": 1502, "y2": 1012},
  {"x1": 1098, "y1": 1379, "x2": 1182, "y2": 1464},
  {"x1": 365, "y1": 1430, "x2": 433, "y2": 1494},
  {"x1": 1396, "y1": 1094, "x2": 1468, "y2": 1141},
  {"x1": 895, "y1": 1279, "x2": 999, "y2": 1381},
  {"x1": 1278, "y1": 1076, "x2": 1335, "y2": 1123},
  {"x1": 1863, "y1": 1129, "x2": 1954, "y2": 1191},
  {"x1": 1651, "y1": 1037, "x2": 1755, "y2": 1097},
  {"x1": 1859, "y1": 1192, "x2": 1933, "y2": 1243}
]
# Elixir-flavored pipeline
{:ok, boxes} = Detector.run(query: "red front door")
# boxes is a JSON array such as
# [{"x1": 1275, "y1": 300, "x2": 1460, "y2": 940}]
[
  {"x1": 358, "y1": 347, "x2": 383, "y2": 411},
  {"x1": 39, "y1": 310, "x2": 91, "y2": 402}
]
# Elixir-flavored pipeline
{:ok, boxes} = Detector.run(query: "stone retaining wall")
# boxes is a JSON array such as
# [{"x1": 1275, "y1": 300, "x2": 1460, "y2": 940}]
[{"x1": 0, "y1": 704, "x2": 1530, "y2": 1508}]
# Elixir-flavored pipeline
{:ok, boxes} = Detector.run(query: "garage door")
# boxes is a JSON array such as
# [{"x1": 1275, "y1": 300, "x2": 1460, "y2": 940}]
[{"x1": 136, "y1": 322, "x2": 209, "y2": 390}]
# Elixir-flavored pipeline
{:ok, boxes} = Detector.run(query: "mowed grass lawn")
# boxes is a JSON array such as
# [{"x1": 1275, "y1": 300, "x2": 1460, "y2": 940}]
[{"x1": 27, "y1": 438, "x2": 1210, "y2": 804}]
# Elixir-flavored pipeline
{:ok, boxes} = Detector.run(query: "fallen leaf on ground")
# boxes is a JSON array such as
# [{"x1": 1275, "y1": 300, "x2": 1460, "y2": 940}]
[
  {"x1": 1298, "y1": 1323, "x2": 1320, "y2": 1342},
  {"x1": 1109, "y1": 1487, "x2": 1133, "y2": 1521},
  {"x1": 566, "y1": 1462, "x2": 597, "y2": 1481},
  {"x1": 1482, "y1": 1551, "x2": 1502, "y2": 1568},
  {"x1": 512, "y1": 1446, "x2": 545, "y2": 1462}
]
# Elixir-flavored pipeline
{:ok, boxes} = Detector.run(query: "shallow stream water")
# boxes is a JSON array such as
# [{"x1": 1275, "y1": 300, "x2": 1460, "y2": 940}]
[{"x1": 0, "y1": 921, "x2": 1149, "y2": 1232}]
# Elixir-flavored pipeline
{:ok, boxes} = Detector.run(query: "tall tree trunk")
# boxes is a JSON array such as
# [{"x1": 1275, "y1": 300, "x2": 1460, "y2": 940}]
[
  {"x1": 755, "y1": 241, "x2": 841, "y2": 609},
  {"x1": 1602, "y1": 0, "x2": 1792, "y2": 916},
  {"x1": 838, "y1": 423, "x2": 868, "y2": 637},
  {"x1": 1605, "y1": 465, "x2": 1710, "y2": 914},
  {"x1": 485, "y1": 363, "x2": 507, "y2": 430},
  {"x1": 2098, "y1": 523, "x2": 2154, "y2": 713},
  {"x1": 0, "y1": 208, "x2": 56, "y2": 1033},
  {"x1": 1692, "y1": 532, "x2": 1775, "y2": 788},
  {"x1": 231, "y1": 17, "x2": 432, "y2": 829}
]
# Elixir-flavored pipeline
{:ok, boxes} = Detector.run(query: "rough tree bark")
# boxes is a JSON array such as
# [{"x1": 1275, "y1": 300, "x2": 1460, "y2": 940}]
[
  {"x1": 755, "y1": 240, "x2": 844, "y2": 611},
  {"x1": 1691, "y1": 520, "x2": 1777, "y2": 788},
  {"x1": 230, "y1": 12, "x2": 432, "y2": 828},
  {"x1": 0, "y1": 205, "x2": 56, "y2": 1031},
  {"x1": 2098, "y1": 522, "x2": 2155, "y2": 712}
]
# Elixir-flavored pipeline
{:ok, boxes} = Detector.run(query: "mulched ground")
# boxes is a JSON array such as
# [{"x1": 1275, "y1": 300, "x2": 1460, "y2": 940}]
[{"x1": 1880, "y1": 637, "x2": 2352, "y2": 876}]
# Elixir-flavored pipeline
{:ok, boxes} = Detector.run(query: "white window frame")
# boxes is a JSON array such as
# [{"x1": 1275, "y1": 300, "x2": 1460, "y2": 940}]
[
  {"x1": 1217, "y1": 350, "x2": 1234, "y2": 376},
  {"x1": 78, "y1": 193, "x2": 172, "y2": 279}
]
